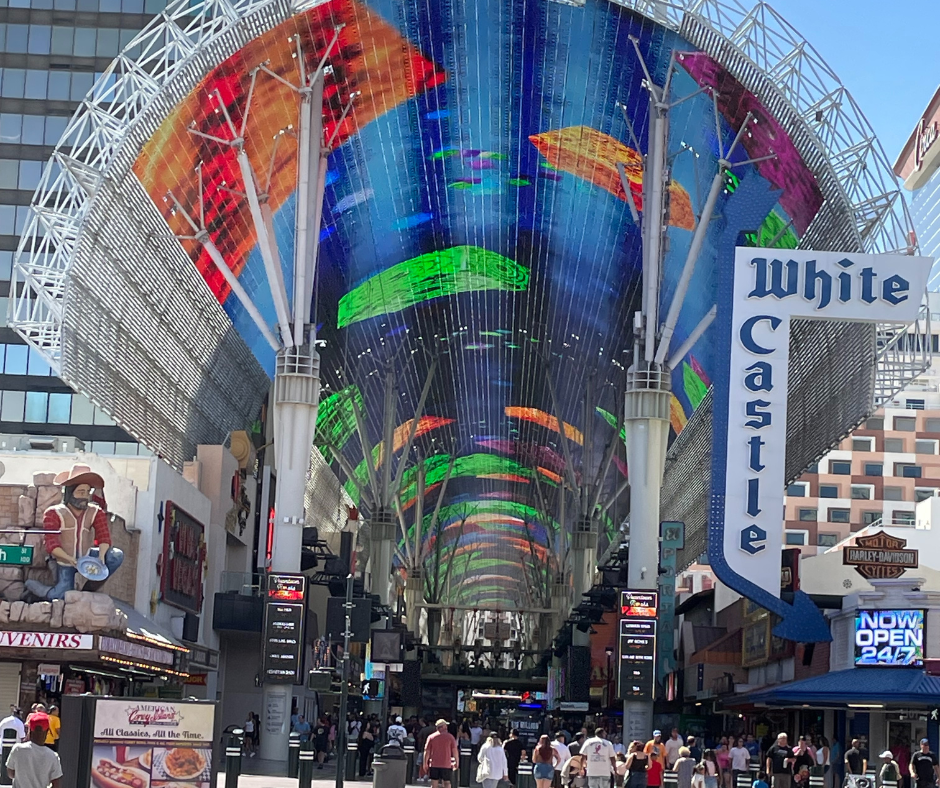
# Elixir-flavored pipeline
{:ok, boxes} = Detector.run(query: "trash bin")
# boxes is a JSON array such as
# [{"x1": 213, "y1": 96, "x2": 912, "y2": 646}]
[{"x1": 374, "y1": 743, "x2": 408, "y2": 788}]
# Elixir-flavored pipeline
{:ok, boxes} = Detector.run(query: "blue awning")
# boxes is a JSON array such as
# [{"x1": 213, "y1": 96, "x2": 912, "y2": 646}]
[{"x1": 736, "y1": 668, "x2": 940, "y2": 708}]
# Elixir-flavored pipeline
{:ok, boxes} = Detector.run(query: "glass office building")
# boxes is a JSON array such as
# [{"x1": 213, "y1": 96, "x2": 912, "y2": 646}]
[{"x1": 0, "y1": 0, "x2": 166, "y2": 453}]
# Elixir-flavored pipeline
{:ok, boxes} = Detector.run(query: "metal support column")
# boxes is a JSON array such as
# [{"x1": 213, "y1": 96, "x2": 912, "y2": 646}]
[{"x1": 371, "y1": 508, "x2": 397, "y2": 606}]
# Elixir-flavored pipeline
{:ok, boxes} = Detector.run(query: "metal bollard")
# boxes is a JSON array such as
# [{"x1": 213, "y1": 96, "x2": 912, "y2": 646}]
[
  {"x1": 809, "y1": 776, "x2": 825, "y2": 788},
  {"x1": 664, "y1": 772, "x2": 678, "y2": 788},
  {"x1": 459, "y1": 741, "x2": 473, "y2": 788},
  {"x1": 299, "y1": 742, "x2": 316, "y2": 788},
  {"x1": 288, "y1": 732, "x2": 302, "y2": 779},
  {"x1": 348, "y1": 739, "x2": 360, "y2": 782},
  {"x1": 404, "y1": 742, "x2": 416, "y2": 784},
  {"x1": 225, "y1": 729, "x2": 244, "y2": 788},
  {"x1": 737, "y1": 773, "x2": 753, "y2": 788},
  {"x1": 0, "y1": 729, "x2": 17, "y2": 786},
  {"x1": 517, "y1": 760, "x2": 534, "y2": 788}
]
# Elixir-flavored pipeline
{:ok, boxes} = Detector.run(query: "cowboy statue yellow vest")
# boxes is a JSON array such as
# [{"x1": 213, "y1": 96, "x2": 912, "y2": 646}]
[{"x1": 46, "y1": 502, "x2": 103, "y2": 565}]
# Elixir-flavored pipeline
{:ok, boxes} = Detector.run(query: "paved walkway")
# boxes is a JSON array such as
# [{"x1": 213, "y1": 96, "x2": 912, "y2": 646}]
[{"x1": 215, "y1": 758, "x2": 381, "y2": 787}]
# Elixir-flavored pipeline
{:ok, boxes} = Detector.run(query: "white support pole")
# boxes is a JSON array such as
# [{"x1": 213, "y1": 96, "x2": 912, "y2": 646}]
[
  {"x1": 235, "y1": 149, "x2": 294, "y2": 347},
  {"x1": 644, "y1": 108, "x2": 667, "y2": 363},
  {"x1": 667, "y1": 305, "x2": 717, "y2": 371},
  {"x1": 654, "y1": 169, "x2": 724, "y2": 364},
  {"x1": 294, "y1": 71, "x2": 324, "y2": 345}
]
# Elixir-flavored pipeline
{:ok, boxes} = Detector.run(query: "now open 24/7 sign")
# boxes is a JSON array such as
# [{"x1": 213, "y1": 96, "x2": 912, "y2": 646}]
[{"x1": 709, "y1": 248, "x2": 932, "y2": 642}]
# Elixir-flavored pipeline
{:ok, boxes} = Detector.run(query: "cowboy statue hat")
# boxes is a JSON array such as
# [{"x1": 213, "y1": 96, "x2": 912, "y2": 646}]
[{"x1": 53, "y1": 464, "x2": 105, "y2": 490}]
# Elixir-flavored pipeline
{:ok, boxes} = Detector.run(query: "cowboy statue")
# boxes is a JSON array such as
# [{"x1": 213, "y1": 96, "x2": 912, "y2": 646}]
[{"x1": 25, "y1": 464, "x2": 124, "y2": 601}]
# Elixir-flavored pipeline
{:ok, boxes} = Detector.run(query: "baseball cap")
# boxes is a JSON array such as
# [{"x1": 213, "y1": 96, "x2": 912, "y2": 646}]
[
  {"x1": 653, "y1": 730, "x2": 662, "y2": 736},
  {"x1": 28, "y1": 712, "x2": 49, "y2": 731},
  {"x1": 436, "y1": 719, "x2": 447, "y2": 727},
  {"x1": 881, "y1": 751, "x2": 894, "y2": 759},
  {"x1": 396, "y1": 717, "x2": 403, "y2": 723},
  {"x1": 921, "y1": 739, "x2": 930, "y2": 745}
]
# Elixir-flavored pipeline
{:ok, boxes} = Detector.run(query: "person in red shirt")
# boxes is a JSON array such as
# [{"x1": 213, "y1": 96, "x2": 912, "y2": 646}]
[
  {"x1": 25, "y1": 465, "x2": 124, "y2": 601},
  {"x1": 424, "y1": 719, "x2": 459, "y2": 788}
]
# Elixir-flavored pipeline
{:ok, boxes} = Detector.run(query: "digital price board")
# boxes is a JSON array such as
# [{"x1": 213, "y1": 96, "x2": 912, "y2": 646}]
[
  {"x1": 621, "y1": 590, "x2": 658, "y2": 617},
  {"x1": 854, "y1": 609, "x2": 923, "y2": 667},
  {"x1": 619, "y1": 618, "x2": 656, "y2": 699},
  {"x1": 262, "y1": 573, "x2": 307, "y2": 683}
]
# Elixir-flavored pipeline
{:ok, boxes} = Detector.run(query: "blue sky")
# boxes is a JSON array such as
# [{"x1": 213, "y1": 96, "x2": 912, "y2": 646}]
[{"x1": 769, "y1": 0, "x2": 938, "y2": 166}]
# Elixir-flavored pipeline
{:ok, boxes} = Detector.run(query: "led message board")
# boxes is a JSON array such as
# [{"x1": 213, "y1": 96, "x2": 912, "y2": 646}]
[{"x1": 854, "y1": 609, "x2": 924, "y2": 667}]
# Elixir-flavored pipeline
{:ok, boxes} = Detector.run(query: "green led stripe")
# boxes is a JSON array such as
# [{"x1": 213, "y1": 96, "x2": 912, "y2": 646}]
[
  {"x1": 682, "y1": 362, "x2": 709, "y2": 410},
  {"x1": 316, "y1": 386, "x2": 363, "y2": 456},
  {"x1": 337, "y1": 246, "x2": 529, "y2": 327},
  {"x1": 744, "y1": 210, "x2": 799, "y2": 249},
  {"x1": 595, "y1": 406, "x2": 626, "y2": 442}
]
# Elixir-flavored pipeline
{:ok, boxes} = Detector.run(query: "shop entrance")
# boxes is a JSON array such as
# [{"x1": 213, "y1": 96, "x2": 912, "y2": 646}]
[{"x1": 888, "y1": 718, "x2": 926, "y2": 787}]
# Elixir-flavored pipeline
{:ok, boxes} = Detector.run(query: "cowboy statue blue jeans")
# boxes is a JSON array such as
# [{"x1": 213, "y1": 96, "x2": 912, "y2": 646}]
[{"x1": 25, "y1": 546, "x2": 124, "y2": 600}]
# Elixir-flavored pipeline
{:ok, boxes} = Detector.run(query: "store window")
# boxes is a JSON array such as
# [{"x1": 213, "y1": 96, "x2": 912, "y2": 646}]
[{"x1": 819, "y1": 485, "x2": 839, "y2": 498}]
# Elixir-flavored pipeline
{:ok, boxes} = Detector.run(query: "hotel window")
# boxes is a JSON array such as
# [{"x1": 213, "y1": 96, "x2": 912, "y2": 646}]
[
  {"x1": 915, "y1": 488, "x2": 937, "y2": 503},
  {"x1": 785, "y1": 531, "x2": 808, "y2": 546},
  {"x1": 883, "y1": 486, "x2": 904, "y2": 501},
  {"x1": 907, "y1": 399, "x2": 926, "y2": 411},
  {"x1": 819, "y1": 485, "x2": 839, "y2": 498},
  {"x1": 829, "y1": 508, "x2": 851, "y2": 523},
  {"x1": 787, "y1": 483, "x2": 808, "y2": 497},
  {"x1": 894, "y1": 416, "x2": 917, "y2": 431},
  {"x1": 884, "y1": 438, "x2": 905, "y2": 453},
  {"x1": 817, "y1": 534, "x2": 839, "y2": 548},
  {"x1": 862, "y1": 511, "x2": 882, "y2": 526},
  {"x1": 915, "y1": 440, "x2": 938, "y2": 455},
  {"x1": 851, "y1": 486, "x2": 872, "y2": 500},
  {"x1": 798, "y1": 508, "x2": 817, "y2": 522},
  {"x1": 852, "y1": 437, "x2": 875, "y2": 452},
  {"x1": 895, "y1": 463, "x2": 922, "y2": 478},
  {"x1": 865, "y1": 417, "x2": 885, "y2": 430},
  {"x1": 925, "y1": 418, "x2": 940, "y2": 433},
  {"x1": 864, "y1": 463, "x2": 883, "y2": 477},
  {"x1": 806, "y1": 463, "x2": 819, "y2": 474},
  {"x1": 893, "y1": 511, "x2": 916, "y2": 526},
  {"x1": 830, "y1": 460, "x2": 852, "y2": 475}
]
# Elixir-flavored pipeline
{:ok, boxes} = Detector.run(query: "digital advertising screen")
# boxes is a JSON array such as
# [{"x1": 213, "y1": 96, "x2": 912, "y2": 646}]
[
  {"x1": 854, "y1": 609, "x2": 924, "y2": 667},
  {"x1": 618, "y1": 618, "x2": 656, "y2": 699},
  {"x1": 621, "y1": 590, "x2": 658, "y2": 618}
]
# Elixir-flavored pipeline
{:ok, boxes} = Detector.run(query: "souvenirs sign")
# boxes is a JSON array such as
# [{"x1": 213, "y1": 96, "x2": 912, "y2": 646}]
[
  {"x1": 843, "y1": 530, "x2": 919, "y2": 580},
  {"x1": 709, "y1": 248, "x2": 930, "y2": 642}
]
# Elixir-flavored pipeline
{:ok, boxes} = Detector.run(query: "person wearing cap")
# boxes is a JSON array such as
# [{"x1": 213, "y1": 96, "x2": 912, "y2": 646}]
[
  {"x1": 879, "y1": 750, "x2": 901, "y2": 788},
  {"x1": 0, "y1": 707, "x2": 26, "y2": 744},
  {"x1": 25, "y1": 465, "x2": 124, "y2": 601},
  {"x1": 5, "y1": 712, "x2": 62, "y2": 788},
  {"x1": 552, "y1": 732, "x2": 572, "y2": 787},
  {"x1": 645, "y1": 731, "x2": 666, "y2": 768},
  {"x1": 424, "y1": 719, "x2": 458, "y2": 788},
  {"x1": 910, "y1": 738, "x2": 939, "y2": 788},
  {"x1": 389, "y1": 716, "x2": 408, "y2": 745}
]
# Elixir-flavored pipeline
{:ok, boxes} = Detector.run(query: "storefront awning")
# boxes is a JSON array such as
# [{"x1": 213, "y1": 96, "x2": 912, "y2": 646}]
[
  {"x1": 113, "y1": 600, "x2": 188, "y2": 652},
  {"x1": 735, "y1": 668, "x2": 940, "y2": 708}
]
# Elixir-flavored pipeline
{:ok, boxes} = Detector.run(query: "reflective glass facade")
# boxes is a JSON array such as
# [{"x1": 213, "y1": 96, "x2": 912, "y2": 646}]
[
  {"x1": 0, "y1": 0, "x2": 166, "y2": 450},
  {"x1": 911, "y1": 166, "x2": 940, "y2": 289}
]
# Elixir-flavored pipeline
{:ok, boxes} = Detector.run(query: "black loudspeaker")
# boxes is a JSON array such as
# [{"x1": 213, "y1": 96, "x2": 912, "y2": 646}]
[
  {"x1": 402, "y1": 660, "x2": 421, "y2": 697},
  {"x1": 567, "y1": 645, "x2": 591, "y2": 702},
  {"x1": 802, "y1": 642, "x2": 816, "y2": 666},
  {"x1": 325, "y1": 597, "x2": 372, "y2": 642},
  {"x1": 182, "y1": 613, "x2": 199, "y2": 642}
]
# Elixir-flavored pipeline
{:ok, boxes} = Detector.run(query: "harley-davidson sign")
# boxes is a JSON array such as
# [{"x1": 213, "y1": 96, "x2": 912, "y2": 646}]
[{"x1": 843, "y1": 531, "x2": 919, "y2": 580}]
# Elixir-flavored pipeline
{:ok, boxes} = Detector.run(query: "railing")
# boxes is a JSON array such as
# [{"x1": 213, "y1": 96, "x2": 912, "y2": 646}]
[{"x1": 219, "y1": 571, "x2": 264, "y2": 597}]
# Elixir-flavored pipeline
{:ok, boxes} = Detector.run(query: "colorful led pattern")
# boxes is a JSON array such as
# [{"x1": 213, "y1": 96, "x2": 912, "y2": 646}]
[{"x1": 136, "y1": 0, "x2": 826, "y2": 601}]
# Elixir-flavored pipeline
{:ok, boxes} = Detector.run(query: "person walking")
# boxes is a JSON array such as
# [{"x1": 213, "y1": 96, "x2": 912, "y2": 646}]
[
  {"x1": 358, "y1": 722, "x2": 376, "y2": 778},
  {"x1": 846, "y1": 740, "x2": 867, "y2": 777},
  {"x1": 242, "y1": 713, "x2": 256, "y2": 758},
  {"x1": 879, "y1": 751, "x2": 901, "y2": 788},
  {"x1": 582, "y1": 726, "x2": 616, "y2": 788},
  {"x1": 553, "y1": 732, "x2": 573, "y2": 788},
  {"x1": 645, "y1": 732, "x2": 666, "y2": 769},
  {"x1": 675, "y1": 747, "x2": 696, "y2": 788},
  {"x1": 425, "y1": 719, "x2": 459, "y2": 788},
  {"x1": 504, "y1": 729, "x2": 524, "y2": 787},
  {"x1": 666, "y1": 730, "x2": 685, "y2": 770},
  {"x1": 314, "y1": 717, "x2": 330, "y2": 769},
  {"x1": 0, "y1": 708, "x2": 26, "y2": 744},
  {"x1": 389, "y1": 717, "x2": 408, "y2": 745},
  {"x1": 731, "y1": 737, "x2": 752, "y2": 788},
  {"x1": 703, "y1": 750, "x2": 722, "y2": 788},
  {"x1": 5, "y1": 712, "x2": 62, "y2": 788},
  {"x1": 295, "y1": 715, "x2": 312, "y2": 745},
  {"x1": 478, "y1": 734, "x2": 509, "y2": 788},
  {"x1": 534, "y1": 735, "x2": 562, "y2": 788},
  {"x1": 909, "y1": 739, "x2": 939, "y2": 788},
  {"x1": 624, "y1": 742, "x2": 649, "y2": 788},
  {"x1": 44, "y1": 707, "x2": 60, "y2": 752},
  {"x1": 766, "y1": 734, "x2": 794, "y2": 788}
]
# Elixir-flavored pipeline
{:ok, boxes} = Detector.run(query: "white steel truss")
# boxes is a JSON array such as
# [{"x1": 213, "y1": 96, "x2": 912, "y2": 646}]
[{"x1": 6, "y1": 0, "x2": 922, "y2": 466}]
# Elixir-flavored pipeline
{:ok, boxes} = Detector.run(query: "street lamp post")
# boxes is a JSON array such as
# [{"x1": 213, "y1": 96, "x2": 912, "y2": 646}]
[{"x1": 605, "y1": 647, "x2": 615, "y2": 708}]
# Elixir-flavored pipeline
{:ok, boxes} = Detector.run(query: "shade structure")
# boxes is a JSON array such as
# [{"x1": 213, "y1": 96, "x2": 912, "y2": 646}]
[{"x1": 10, "y1": 0, "x2": 915, "y2": 607}]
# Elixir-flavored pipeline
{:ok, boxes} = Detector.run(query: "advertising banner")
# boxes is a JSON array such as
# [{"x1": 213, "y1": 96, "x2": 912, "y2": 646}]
[
  {"x1": 854, "y1": 609, "x2": 924, "y2": 667},
  {"x1": 262, "y1": 573, "x2": 306, "y2": 683},
  {"x1": 91, "y1": 699, "x2": 215, "y2": 788},
  {"x1": 710, "y1": 248, "x2": 931, "y2": 641}
]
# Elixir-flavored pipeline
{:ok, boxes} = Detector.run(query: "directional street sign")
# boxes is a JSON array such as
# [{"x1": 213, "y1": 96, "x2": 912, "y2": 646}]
[{"x1": 0, "y1": 545, "x2": 33, "y2": 565}]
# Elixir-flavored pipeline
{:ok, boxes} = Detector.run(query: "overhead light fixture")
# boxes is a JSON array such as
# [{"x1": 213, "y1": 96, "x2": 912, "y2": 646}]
[{"x1": 847, "y1": 703, "x2": 884, "y2": 709}]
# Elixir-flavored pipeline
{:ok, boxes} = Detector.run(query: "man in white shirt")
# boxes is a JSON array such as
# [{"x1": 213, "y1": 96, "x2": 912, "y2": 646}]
[
  {"x1": 470, "y1": 722, "x2": 483, "y2": 746},
  {"x1": 665, "y1": 728, "x2": 685, "y2": 769},
  {"x1": 730, "y1": 737, "x2": 752, "y2": 787},
  {"x1": 582, "y1": 724, "x2": 616, "y2": 788},
  {"x1": 0, "y1": 709, "x2": 26, "y2": 744},
  {"x1": 6, "y1": 712, "x2": 62, "y2": 788},
  {"x1": 552, "y1": 732, "x2": 572, "y2": 787}
]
